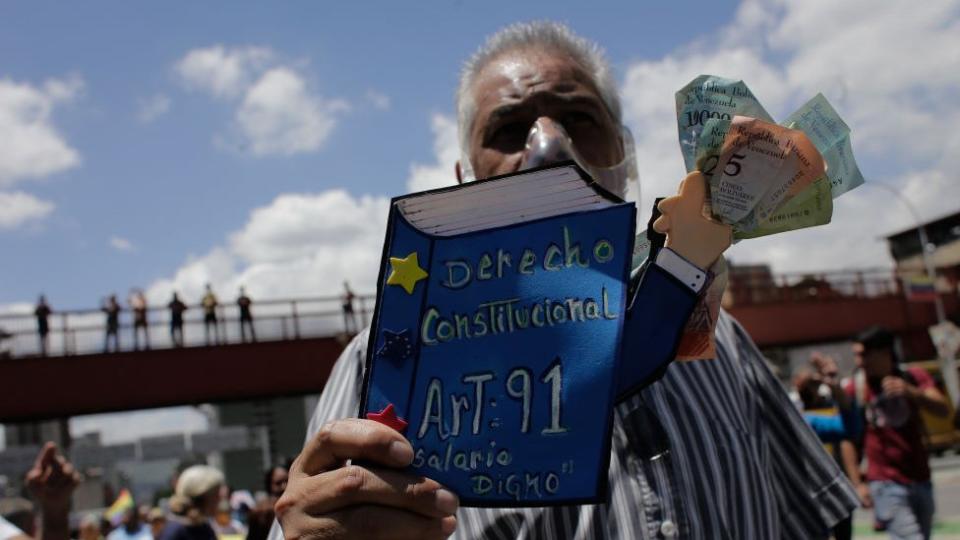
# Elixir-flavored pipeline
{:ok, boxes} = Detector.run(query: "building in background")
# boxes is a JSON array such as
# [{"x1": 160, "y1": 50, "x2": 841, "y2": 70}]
[
  {"x1": 886, "y1": 209, "x2": 960, "y2": 300},
  {"x1": 216, "y1": 396, "x2": 317, "y2": 491}
]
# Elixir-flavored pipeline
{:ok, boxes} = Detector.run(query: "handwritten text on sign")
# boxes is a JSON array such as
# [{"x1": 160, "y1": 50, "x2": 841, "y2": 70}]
[{"x1": 408, "y1": 222, "x2": 624, "y2": 502}]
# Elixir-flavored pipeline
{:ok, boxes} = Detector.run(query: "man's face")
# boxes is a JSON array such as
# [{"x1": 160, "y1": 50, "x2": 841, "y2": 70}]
[{"x1": 464, "y1": 47, "x2": 623, "y2": 181}]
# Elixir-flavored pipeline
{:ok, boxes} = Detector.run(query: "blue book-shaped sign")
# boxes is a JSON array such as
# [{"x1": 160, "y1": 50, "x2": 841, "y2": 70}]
[{"x1": 360, "y1": 164, "x2": 636, "y2": 506}]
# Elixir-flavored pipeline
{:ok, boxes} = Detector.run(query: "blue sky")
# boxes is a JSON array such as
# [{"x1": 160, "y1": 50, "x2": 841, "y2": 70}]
[
  {"x1": 2, "y1": 1, "x2": 958, "y2": 444},
  {"x1": 0, "y1": 0, "x2": 741, "y2": 309}
]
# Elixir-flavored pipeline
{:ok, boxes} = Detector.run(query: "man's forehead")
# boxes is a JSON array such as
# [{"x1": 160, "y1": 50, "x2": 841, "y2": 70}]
[{"x1": 471, "y1": 47, "x2": 604, "y2": 113}]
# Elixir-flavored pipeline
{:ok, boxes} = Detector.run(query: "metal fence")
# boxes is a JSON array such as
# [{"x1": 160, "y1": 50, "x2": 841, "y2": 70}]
[
  {"x1": 726, "y1": 267, "x2": 902, "y2": 306},
  {"x1": 0, "y1": 294, "x2": 374, "y2": 358}
]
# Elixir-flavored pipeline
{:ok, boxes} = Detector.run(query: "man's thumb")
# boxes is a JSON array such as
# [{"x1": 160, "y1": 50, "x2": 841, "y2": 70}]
[{"x1": 679, "y1": 171, "x2": 707, "y2": 204}]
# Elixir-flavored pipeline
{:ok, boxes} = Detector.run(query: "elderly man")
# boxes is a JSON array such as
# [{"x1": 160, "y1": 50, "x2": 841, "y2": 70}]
[{"x1": 272, "y1": 22, "x2": 858, "y2": 540}]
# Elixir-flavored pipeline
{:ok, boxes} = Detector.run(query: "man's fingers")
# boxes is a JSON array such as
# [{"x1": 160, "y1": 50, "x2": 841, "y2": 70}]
[
  {"x1": 295, "y1": 465, "x2": 458, "y2": 519},
  {"x1": 652, "y1": 215, "x2": 671, "y2": 234},
  {"x1": 330, "y1": 505, "x2": 456, "y2": 540},
  {"x1": 656, "y1": 196, "x2": 678, "y2": 215},
  {"x1": 31, "y1": 442, "x2": 57, "y2": 473},
  {"x1": 677, "y1": 171, "x2": 707, "y2": 207},
  {"x1": 279, "y1": 504, "x2": 456, "y2": 540},
  {"x1": 297, "y1": 419, "x2": 414, "y2": 476}
]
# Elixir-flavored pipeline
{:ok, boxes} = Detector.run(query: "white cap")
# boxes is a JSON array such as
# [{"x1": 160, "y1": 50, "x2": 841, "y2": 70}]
[{"x1": 175, "y1": 465, "x2": 224, "y2": 499}]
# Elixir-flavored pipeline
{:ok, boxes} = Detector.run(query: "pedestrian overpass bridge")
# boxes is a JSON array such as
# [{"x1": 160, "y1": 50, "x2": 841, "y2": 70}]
[
  {"x1": 1, "y1": 267, "x2": 953, "y2": 423},
  {"x1": 0, "y1": 295, "x2": 372, "y2": 422}
]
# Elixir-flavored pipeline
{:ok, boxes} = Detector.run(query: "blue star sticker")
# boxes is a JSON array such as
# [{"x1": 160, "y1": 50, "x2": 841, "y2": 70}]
[{"x1": 377, "y1": 328, "x2": 413, "y2": 363}]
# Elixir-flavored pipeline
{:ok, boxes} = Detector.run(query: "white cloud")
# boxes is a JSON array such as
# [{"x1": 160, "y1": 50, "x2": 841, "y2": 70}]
[
  {"x1": 235, "y1": 68, "x2": 349, "y2": 156},
  {"x1": 137, "y1": 93, "x2": 171, "y2": 123},
  {"x1": 405, "y1": 113, "x2": 459, "y2": 193},
  {"x1": 146, "y1": 191, "x2": 389, "y2": 304},
  {"x1": 365, "y1": 89, "x2": 391, "y2": 111},
  {"x1": 175, "y1": 46, "x2": 348, "y2": 156},
  {"x1": 175, "y1": 45, "x2": 272, "y2": 99},
  {"x1": 109, "y1": 235, "x2": 135, "y2": 252},
  {"x1": 0, "y1": 76, "x2": 82, "y2": 188},
  {"x1": 145, "y1": 110, "x2": 460, "y2": 308},
  {"x1": 0, "y1": 191, "x2": 55, "y2": 230},
  {"x1": 620, "y1": 0, "x2": 960, "y2": 273}
]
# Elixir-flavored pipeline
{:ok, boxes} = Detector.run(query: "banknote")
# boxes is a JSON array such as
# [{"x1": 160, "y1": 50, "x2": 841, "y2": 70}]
[
  {"x1": 709, "y1": 116, "x2": 825, "y2": 227},
  {"x1": 676, "y1": 75, "x2": 773, "y2": 172},
  {"x1": 735, "y1": 175, "x2": 833, "y2": 240},
  {"x1": 660, "y1": 76, "x2": 865, "y2": 359},
  {"x1": 675, "y1": 256, "x2": 727, "y2": 361},
  {"x1": 783, "y1": 93, "x2": 865, "y2": 198},
  {"x1": 631, "y1": 230, "x2": 726, "y2": 361}
]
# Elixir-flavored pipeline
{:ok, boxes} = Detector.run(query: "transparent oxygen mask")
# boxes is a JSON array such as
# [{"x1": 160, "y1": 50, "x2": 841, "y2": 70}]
[{"x1": 460, "y1": 117, "x2": 640, "y2": 205}]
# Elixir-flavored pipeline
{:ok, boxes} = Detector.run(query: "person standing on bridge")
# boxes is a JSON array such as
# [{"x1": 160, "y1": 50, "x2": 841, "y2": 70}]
[
  {"x1": 168, "y1": 292, "x2": 187, "y2": 348},
  {"x1": 341, "y1": 281, "x2": 357, "y2": 335},
  {"x1": 129, "y1": 289, "x2": 150, "y2": 351},
  {"x1": 102, "y1": 294, "x2": 121, "y2": 353},
  {"x1": 201, "y1": 284, "x2": 220, "y2": 346},
  {"x1": 34, "y1": 295, "x2": 51, "y2": 356},
  {"x1": 237, "y1": 286, "x2": 256, "y2": 343}
]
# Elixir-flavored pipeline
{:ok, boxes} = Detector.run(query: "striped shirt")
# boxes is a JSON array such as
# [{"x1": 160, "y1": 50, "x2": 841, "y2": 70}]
[{"x1": 272, "y1": 310, "x2": 858, "y2": 539}]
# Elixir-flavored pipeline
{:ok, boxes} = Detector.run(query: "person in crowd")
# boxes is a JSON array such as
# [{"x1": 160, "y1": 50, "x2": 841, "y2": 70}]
[
  {"x1": 0, "y1": 498, "x2": 35, "y2": 539},
  {"x1": 244, "y1": 464, "x2": 288, "y2": 540},
  {"x1": 201, "y1": 285, "x2": 219, "y2": 346},
  {"x1": 146, "y1": 509, "x2": 166, "y2": 539},
  {"x1": 78, "y1": 515, "x2": 102, "y2": 540},
  {"x1": 158, "y1": 465, "x2": 223, "y2": 540},
  {"x1": 340, "y1": 281, "x2": 357, "y2": 335},
  {"x1": 236, "y1": 287, "x2": 255, "y2": 343},
  {"x1": 793, "y1": 352, "x2": 862, "y2": 540},
  {"x1": 265, "y1": 465, "x2": 288, "y2": 501},
  {"x1": 845, "y1": 326, "x2": 950, "y2": 540},
  {"x1": 34, "y1": 296, "x2": 51, "y2": 356},
  {"x1": 105, "y1": 508, "x2": 151, "y2": 540},
  {"x1": 102, "y1": 295, "x2": 121, "y2": 353},
  {"x1": 270, "y1": 21, "x2": 858, "y2": 540},
  {"x1": 18, "y1": 443, "x2": 81, "y2": 540},
  {"x1": 212, "y1": 501, "x2": 245, "y2": 540},
  {"x1": 168, "y1": 293, "x2": 187, "y2": 348},
  {"x1": 0, "y1": 516, "x2": 29, "y2": 540},
  {"x1": 128, "y1": 289, "x2": 150, "y2": 351}
]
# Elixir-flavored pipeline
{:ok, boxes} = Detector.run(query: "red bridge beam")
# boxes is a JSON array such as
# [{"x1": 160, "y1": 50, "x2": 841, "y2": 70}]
[
  {"x1": 1, "y1": 337, "x2": 347, "y2": 423},
  {"x1": 728, "y1": 294, "x2": 956, "y2": 351}
]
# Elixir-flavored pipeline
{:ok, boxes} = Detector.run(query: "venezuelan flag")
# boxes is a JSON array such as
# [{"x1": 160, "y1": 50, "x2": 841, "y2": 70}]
[{"x1": 906, "y1": 275, "x2": 937, "y2": 302}]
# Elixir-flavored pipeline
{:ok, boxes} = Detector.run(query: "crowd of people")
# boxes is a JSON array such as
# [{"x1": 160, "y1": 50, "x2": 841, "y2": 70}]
[
  {"x1": 0, "y1": 445, "x2": 290, "y2": 540},
  {"x1": 28, "y1": 282, "x2": 363, "y2": 356},
  {"x1": 31, "y1": 285, "x2": 258, "y2": 355},
  {"x1": 792, "y1": 326, "x2": 951, "y2": 539}
]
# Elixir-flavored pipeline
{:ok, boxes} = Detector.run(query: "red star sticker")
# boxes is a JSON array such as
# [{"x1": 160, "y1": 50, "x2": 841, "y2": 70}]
[{"x1": 366, "y1": 403, "x2": 408, "y2": 433}]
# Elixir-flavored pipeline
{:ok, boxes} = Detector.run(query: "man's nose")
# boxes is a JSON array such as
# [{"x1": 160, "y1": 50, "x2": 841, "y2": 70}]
[{"x1": 520, "y1": 117, "x2": 575, "y2": 170}]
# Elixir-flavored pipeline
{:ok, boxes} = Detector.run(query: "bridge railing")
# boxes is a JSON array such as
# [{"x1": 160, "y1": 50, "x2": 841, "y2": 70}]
[
  {"x1": 0, "y1": 294, "x2": 375, "y2": 358},
  {"x1": 726, "y1": 267, "x2": 902, "y2": 306}
]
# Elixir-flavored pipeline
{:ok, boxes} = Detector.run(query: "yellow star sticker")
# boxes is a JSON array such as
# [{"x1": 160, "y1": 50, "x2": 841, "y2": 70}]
[{"x1": 386, "y1": 252, "x2": 428, "y2": 294}]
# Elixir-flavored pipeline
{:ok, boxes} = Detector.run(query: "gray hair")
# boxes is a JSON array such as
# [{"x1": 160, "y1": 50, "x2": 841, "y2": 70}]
[{"x1": 456, "y1": 21, "x2": 622, "y2": 157}]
